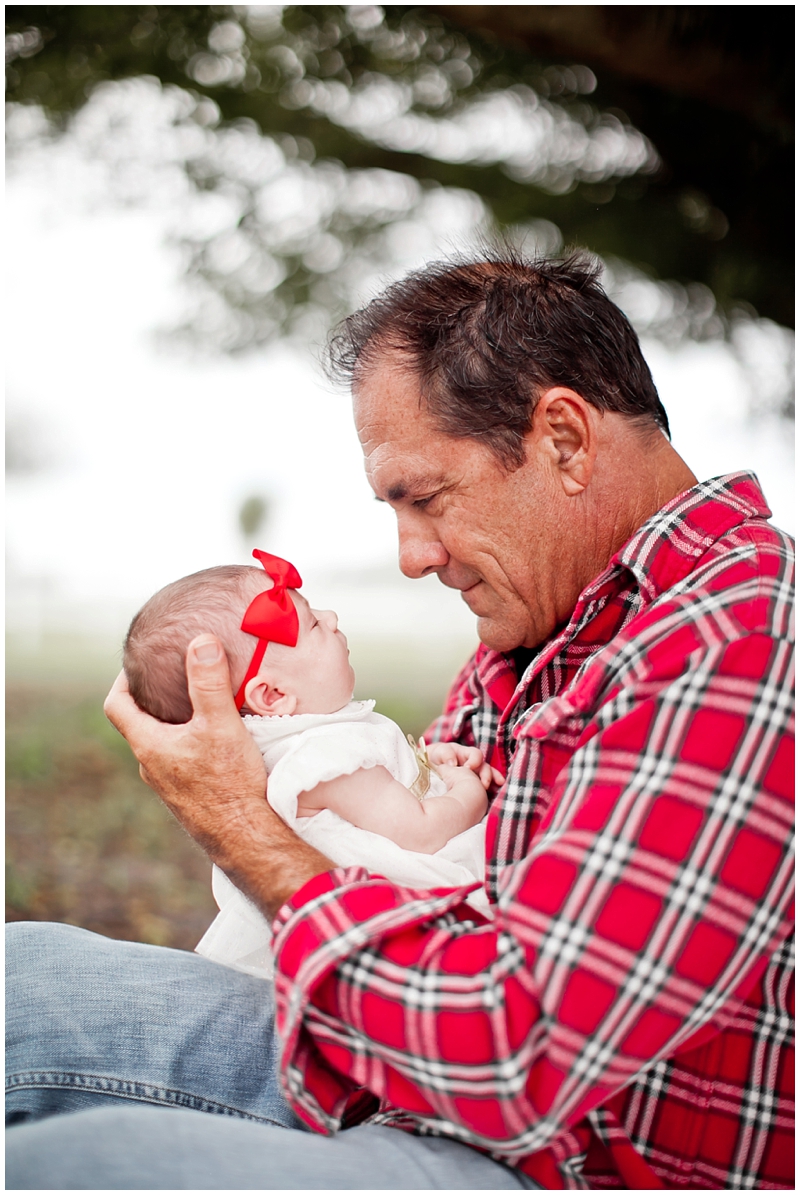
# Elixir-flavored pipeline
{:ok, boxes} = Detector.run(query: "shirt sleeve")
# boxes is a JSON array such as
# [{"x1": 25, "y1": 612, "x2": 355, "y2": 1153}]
[{"x1": 270, "y1": 627, "x2": 794, "y2": 1160}]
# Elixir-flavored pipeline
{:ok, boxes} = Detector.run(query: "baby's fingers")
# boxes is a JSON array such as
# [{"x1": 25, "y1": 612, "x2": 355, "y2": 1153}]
[
  {"x1": 435, "y1": 762, "x2": 459, "y2": 788},
  {"x1": 460, "y1": 746, "x2": 487, "y2": 771},
  {"x1": 438, "y1": 743, "x2": 485, "y2": 770},
  {"x1": 477, "y1": 763, "x2": 506, "y2": 789},
  {"x1": 425, "y1": 741, "x2": 459, "y2": 766}
]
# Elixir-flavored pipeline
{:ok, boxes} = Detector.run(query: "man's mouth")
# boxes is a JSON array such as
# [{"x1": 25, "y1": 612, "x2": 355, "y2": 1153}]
[
  {"x1": 438, "y1": 572, "x2": 481, "y2": 594},
  {"x1": 459, "y1": 580, "x2": 484, "y2": 608},
  {"x1": 437, "y1": 571, "x2": 484, "y2": 605}
]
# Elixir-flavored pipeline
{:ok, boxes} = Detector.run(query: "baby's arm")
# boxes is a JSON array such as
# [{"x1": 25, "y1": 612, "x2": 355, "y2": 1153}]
[{"x1": 296, "y1": 763, "x2": 488, "y2": 855}]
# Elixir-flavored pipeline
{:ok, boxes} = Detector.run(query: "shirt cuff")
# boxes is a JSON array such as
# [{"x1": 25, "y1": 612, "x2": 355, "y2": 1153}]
[
  {"x1": 271, "y1": 865, "x2": 368, "y2": 936},
  {"x1": 270, "y1": 867, "x2": 487, "y2": 1132}
]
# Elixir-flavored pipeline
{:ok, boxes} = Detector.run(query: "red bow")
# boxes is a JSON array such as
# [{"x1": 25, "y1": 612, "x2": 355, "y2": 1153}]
[{"x1": 234, "y1": 550, "x2": 303, "y2": 711}]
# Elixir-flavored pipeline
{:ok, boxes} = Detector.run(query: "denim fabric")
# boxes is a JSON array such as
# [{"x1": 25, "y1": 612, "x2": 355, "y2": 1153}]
[
  {"x1": 6, "y1": 921, "x2": 301, "y2": 1128},
  {"x1": 6, "y1": 923, "x2": 539, "y2": 1190},
  {"x1": 6, "y1": 1107, "x2": 540, "y2": 1190}
]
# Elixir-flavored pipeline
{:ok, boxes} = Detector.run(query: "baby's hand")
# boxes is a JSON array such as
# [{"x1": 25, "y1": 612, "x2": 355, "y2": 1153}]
[
  {"x1": 425, "y1": 741, "x2": 503, "y2": 789},
  {"x1": 435, "y1": 762, "x2": 490, "y2": 825}
]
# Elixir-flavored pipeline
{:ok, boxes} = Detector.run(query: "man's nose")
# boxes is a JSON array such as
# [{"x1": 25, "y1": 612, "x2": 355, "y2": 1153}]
[{"x1": 397, "y1": 516, "x2": 449, "y2": 579}]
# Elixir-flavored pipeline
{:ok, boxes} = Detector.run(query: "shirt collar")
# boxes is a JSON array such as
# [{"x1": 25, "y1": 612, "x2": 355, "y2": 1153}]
[
  {"x1": 600, "y1": 471, "x2": 771, "y2": 604},
  {"x1": 486, "y1": 472, "x2": 772, "y2": 705}
]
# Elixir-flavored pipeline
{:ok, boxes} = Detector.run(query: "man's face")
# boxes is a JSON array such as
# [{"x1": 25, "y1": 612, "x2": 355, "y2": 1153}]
[{"x1": 354, "y1": 351, "x2": 583, "y2": 652}]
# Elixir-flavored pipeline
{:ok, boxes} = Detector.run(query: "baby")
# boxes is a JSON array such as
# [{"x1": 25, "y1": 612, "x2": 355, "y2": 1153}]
[{"x1": 124, "y1": 550, "x2": 495, "y2": 976}]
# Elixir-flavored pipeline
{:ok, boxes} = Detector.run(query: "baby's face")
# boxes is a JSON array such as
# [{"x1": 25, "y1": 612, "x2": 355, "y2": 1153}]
[{"x1": 258, "y1": 591, "x2": 355, "y2": 715}]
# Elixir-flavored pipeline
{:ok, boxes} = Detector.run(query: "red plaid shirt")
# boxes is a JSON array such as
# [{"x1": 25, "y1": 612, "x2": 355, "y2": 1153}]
[{"x1": 272, "y1": 473, "x2": 794, "y2": 1190}]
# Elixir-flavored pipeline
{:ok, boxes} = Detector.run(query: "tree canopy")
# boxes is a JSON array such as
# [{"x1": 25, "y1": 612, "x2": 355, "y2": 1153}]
[{"x1": 6, "y1": 4, "x2": 793, "y2": 351}]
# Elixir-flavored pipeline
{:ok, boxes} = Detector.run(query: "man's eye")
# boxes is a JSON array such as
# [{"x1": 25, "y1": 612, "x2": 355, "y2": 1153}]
[{"x1": 413, "y1": 495, "x2": 435, "y2": 510}]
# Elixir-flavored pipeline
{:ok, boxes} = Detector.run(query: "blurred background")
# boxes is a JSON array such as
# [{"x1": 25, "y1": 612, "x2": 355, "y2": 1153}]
[{"x1": 6, "y1": 5, "x2": 794, "y2": 948}]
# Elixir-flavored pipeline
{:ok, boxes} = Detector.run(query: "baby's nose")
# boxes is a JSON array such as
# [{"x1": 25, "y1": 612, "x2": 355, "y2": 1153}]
[{"x1": 320, "y1": 609, "x2": 338, "y2": 630}]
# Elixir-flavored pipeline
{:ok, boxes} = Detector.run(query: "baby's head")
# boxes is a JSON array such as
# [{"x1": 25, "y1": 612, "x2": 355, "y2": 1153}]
[{"x1": 124, "y1": 562, "x2": 354, "y2": 724}]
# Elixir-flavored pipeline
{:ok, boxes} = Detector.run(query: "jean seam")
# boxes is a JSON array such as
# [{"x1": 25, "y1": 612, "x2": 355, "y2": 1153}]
[{"x1": 6, "y1": 1071, "x2": 290, "y2": 1126}]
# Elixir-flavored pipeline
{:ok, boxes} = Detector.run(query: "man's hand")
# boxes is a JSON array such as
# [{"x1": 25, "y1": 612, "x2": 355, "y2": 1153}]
[
  {"x1": 104, "y1": 634, "x2": 333, "y2": 919},
  {"x1": 426, "y1": 741, "x2": 503, "y2": 790}
]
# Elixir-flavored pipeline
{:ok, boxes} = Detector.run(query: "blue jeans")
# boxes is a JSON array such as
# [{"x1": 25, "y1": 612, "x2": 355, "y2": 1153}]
[{"x1": 6, "y1": 923, "x2": 540, "y2": 1189}]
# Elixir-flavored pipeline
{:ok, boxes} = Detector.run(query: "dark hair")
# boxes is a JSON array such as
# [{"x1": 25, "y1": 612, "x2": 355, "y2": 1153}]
[
  {"x1": 124, "y1": 565, "x2": 262, "y2": 724},
  {"x1": 326, "y1": 250, "x2": 669, "y2": 468}
]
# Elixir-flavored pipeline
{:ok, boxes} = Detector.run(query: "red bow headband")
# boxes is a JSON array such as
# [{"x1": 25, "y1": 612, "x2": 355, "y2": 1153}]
[{"x1": 234, "y1": 550, "x2": 303, "y2": 711}]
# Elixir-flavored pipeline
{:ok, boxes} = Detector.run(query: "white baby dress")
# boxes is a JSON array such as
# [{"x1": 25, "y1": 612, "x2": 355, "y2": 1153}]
[{"x1": 195, "y1": 700, "x2": 489, "y2": 978}]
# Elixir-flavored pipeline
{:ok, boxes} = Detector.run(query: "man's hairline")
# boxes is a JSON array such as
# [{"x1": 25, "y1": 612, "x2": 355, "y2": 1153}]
[
  {"x1": 352, "y1": 344, "x2": 530, "y2": 480},
  {"x1": 352, "y1": 335, "x2": 667, "y2": 483}
]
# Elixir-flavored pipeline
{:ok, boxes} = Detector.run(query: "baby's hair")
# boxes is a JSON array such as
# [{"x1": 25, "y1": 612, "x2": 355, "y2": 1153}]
[{"x1": 124, "y1": 565, "x2": 266, "y2": 724}]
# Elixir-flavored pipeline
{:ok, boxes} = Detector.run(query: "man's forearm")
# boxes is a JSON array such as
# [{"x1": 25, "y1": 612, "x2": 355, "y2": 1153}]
[{"x1": 207, "y1": 797, "x2": 335, "y2": 920}]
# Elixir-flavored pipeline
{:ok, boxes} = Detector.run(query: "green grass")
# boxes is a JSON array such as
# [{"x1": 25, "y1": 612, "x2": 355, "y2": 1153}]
[{"x1": 6, "y1": 681, "x2": 217, "y2": 949}]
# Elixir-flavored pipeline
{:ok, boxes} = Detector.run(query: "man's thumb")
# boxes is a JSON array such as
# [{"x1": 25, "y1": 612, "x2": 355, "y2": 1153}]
[{"x1": 186, "y1": 635, "x2": 236, "y2": 717}]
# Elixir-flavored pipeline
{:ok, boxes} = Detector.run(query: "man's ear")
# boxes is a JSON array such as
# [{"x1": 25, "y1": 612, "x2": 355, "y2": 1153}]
[
  {"x1": 243, "y1": 676, "x2": 298, "y2": 717},
  {"x1": 531, "y1": 387, "x2": 597, "y2": 496}
]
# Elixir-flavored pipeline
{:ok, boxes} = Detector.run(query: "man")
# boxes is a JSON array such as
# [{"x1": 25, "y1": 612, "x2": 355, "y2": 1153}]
[{"x1": 7, "y1": 254, "x2": 793, "y2": 1189}]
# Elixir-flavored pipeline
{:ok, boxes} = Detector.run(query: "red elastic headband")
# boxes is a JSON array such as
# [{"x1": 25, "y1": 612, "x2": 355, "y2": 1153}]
[{"x1": 234, "y1": 550, "x2": 303, "y2": 711}]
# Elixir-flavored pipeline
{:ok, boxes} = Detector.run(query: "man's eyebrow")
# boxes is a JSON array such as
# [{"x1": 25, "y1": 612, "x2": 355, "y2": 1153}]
[
  {"x1": 374, "y1": 477, "x2": 447, "y2": 504},
  {"x1": 372, "y1": 485, "x2": 409, "y2": 503}
]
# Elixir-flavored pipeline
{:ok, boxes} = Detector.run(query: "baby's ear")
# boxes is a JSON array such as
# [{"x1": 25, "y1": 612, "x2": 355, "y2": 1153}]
[{"x1": 243, "y1": 678, "x2": 297, "y2": 717}]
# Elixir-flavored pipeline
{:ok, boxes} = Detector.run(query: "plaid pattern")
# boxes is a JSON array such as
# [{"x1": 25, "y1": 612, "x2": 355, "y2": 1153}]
[{"x1": 272, "y1": 474, "x2": 794, "y2": 1189}]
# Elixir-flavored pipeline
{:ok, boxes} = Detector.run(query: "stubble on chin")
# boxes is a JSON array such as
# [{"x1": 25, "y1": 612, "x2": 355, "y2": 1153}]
[
  {"x1": 475, "y1": 612, "x2": 523, "y2": 654},
  {"x1": 474, "y1": 590, "x2": 548, "y2": 653},
  {"x1": 458, "y1": 576, "x2": 541, "y2": 652}
]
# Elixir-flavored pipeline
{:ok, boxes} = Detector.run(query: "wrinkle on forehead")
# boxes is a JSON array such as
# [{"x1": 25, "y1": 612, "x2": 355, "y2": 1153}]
[
  {"x1": 353, "y1": 355, "x2": 430, "y2": 437},
  {"x1": 356, "y1": 397, "x2": 446, "y2": 464},
  {"x1": 364, "y1": 440, "x2": 451, "y2": 499},
  {"x1": 353, "y1": 350, "x2": 464, "y2": 502},
  {"x1": 355, "y1": 402, "x2": 436, "y2": 454}
]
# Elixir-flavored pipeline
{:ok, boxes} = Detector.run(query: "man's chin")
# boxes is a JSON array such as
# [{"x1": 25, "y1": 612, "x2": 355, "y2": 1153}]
[
  {"x1": 475, "y1": 614, "x2": 526, "y2": 655},
  {"x1": 463, "y1": 586, "x2": 542, "y2": 652}
]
